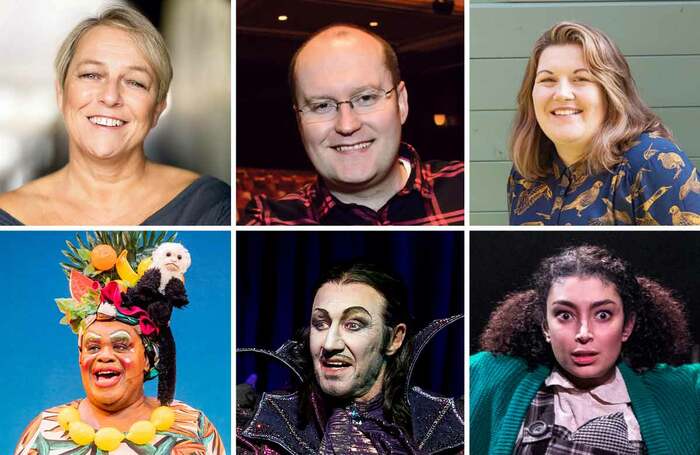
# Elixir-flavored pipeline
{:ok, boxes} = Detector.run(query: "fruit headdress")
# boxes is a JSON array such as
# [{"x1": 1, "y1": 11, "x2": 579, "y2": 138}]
[{"x1": 56, "y1": 231, "x2": 190, "y2": 404}]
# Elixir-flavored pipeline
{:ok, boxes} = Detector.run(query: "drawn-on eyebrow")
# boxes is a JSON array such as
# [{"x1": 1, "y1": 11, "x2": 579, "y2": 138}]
[
  {"x1": 311, "y1": 306, "x2": 372, "y2": 320},
  {"x1": 109, "y1": 330, "x2": 132, "y2": 343},
  {"x1": 341, "y1": 306, "x2": 372, "y2": 319}
]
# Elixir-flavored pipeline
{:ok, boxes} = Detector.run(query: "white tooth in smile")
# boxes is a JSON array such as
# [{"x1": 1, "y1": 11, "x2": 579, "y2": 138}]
[
  {"x1": 335, "y1": 142, "x2": 371, "y2": 152},
  {"x1": 90, "y1": 116, "x2": 124, "y2": 127},
  {"x1": 553, "y1": 109, "x2": 581, "y2": 116}
]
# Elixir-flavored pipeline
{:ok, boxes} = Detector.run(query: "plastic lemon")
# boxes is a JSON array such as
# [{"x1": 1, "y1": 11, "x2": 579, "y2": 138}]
[
  {"x1": 94, "y1": 427, "x2": 124, "y2": 452},
  {"x1": 127, "y1": 420, "x2": 156, "y2": 444},
  {"x1": 68, "y1": 421, "x2": 95, "y2": 446},
  {"x1": 58, "y1": 407, "x2": 80, "y2": 431},
  {"x1": 150, "y1": 406, "x2": 175, "y2": 431}
]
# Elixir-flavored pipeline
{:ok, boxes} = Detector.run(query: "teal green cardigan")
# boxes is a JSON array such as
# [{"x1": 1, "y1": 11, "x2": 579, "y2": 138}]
[{"x1": 470, "y1": 352, "x2": 700, "y2": 455}]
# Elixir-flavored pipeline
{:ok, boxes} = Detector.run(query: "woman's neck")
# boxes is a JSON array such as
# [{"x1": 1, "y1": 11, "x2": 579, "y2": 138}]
[
  {"x1": 558, "y1": 365, "x2": 616, "y2": 391},
  {"x1": 554, "y1": 143, "x2": 588, "y2": 168},
  {"x1": 64, "y1": 150, "x2": 149, "y2": 204},
  {"x1": 79, "y1": 395, "x2": 157, "y2": 432}
]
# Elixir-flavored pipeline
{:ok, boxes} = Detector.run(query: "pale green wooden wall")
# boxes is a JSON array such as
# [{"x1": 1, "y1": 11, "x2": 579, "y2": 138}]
[{"x1": 470, "y1": 1, "x2": 700, "y2": 225}]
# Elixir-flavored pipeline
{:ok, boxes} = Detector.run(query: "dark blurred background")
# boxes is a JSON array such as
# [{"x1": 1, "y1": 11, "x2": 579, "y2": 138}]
[
  {"x1": 470, "y1": 231, "x2": 700, "y2": 362},
  {"x1": 237, "y1": 231, "x2": 465, "y2": 398},
  {"x1": 0, "y1": 0, "x2": 230, "y2": 191},
  {"x1": 236, "y1": 0, "x2": 464, "y2": 214}
]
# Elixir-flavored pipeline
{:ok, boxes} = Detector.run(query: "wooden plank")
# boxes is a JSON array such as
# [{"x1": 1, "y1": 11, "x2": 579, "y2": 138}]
[
  {"x1": 471, "y1": 3, "x2": 700, "y2": 57},
  {"x1": 469, "y1": 161, "x2": 512, "y2": 211},
  {"x1": 470, "y1": 212, "x2": 509, "y2": 225},
  {"x1": 469, "y1": 158, "x2": 700, "y2": 213},
  {"x1": 471, "y1": 56, "x2": 700, "y2": 110},
  {"x1": 472, "y1": 1, "x2": 691, "y2": 3},
  {"x1": 470, "y1": 107, "x2": 700, "y2": 162}
]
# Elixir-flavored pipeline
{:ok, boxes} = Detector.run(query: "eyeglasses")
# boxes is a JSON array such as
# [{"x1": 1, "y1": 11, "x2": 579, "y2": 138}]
[{"x1": 295, "y1": 87, "x2": 397, "y2": 123}]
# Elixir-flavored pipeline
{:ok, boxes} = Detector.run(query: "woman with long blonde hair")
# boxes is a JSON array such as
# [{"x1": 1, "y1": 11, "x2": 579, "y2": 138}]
[{"x1": 508, "y1": 21, "x2": 700, "y2": 225}]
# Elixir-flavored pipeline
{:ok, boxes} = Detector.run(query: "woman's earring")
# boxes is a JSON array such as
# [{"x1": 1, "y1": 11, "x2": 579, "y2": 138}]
[{"x1": 544, "y1": 334, "x2": 551, "y2": 343}]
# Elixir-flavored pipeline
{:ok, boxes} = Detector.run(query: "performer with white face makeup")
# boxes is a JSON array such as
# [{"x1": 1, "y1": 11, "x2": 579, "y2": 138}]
[
  {"x1": 508, "y1": 21, "x2": 700, "y2": 225},
  {"x1": 0, "y1": 6, "x2": 230, "y2": 226},
  {"x1": 237, "y1": 262, "x2": 464, "y2": 454},
  {"x1": 470, "y1": 245, "x2": 700, "y2": 454}
]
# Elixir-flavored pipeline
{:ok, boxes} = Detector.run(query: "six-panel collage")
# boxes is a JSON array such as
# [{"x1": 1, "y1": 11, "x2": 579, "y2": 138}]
[{"x1": 3, "y1": 1, "x2": 699, "y2": 454}]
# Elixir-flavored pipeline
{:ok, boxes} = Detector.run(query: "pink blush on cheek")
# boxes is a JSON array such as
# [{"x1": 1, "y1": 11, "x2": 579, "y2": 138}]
[{"x1": 79, "y1": 355, "x2": 93, "y2": 371}]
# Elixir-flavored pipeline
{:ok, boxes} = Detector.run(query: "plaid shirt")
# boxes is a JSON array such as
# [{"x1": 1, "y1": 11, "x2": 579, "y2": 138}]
[
  {"x1": 515, "y1": 387, "x2": 647, "y2": 455},
  {"x1": 241, "y1": 144, "x2": 464, "y2": 225}
]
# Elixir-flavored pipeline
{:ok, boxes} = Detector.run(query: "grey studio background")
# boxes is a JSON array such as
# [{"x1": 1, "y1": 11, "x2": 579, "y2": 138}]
[
  {"x1": 470, "y1": 1, "x2": 700, "y2": 225},
  {"x1": 0, "y1": 0, "x2": 231, "y2": 191}
]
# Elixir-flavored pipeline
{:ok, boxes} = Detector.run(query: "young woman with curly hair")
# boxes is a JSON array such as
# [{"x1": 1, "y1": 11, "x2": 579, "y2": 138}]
[
  {"x1": 470, "y1": 245, "x2": 699, "y2": 455},
  {"x1": 508, "y1": 22, "x2": 700, "y2": 225}
]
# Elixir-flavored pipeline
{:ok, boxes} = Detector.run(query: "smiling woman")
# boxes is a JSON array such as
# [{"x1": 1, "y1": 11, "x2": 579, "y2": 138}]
[
  {"x1": 470, "y1": 245, "x2": 700, "y2": 454},
  {"x1": 508, "y1": 22, "x2": 700, "y2": 225},
  {"x1": 0, "y1": 6, "x2": 230, "y2": 225}
]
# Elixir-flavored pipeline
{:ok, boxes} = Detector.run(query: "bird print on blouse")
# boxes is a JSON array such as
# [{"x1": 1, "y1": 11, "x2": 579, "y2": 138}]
[
  {"x1": 508, "y1": 132, "x2": 700, "y2": 225},
  {"x1": 679, "y1": 168, "x2": 700, "y2": 200},
  {"x1": 670, "y1": 205, "x2": 700, "y2": 225}
]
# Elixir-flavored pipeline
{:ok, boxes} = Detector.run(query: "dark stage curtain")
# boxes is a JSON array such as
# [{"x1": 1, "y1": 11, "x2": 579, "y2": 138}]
[{"x1": 237, "y1": 231, "x2": 464, "y2": 398}]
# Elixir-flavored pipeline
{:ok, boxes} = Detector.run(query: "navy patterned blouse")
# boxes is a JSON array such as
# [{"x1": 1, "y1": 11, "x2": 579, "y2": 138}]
[{"x1": 508, "y1": 132, "x2": 700, "y2": 225}]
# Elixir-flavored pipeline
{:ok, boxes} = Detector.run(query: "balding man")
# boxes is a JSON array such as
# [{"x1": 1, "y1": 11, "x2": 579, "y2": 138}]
[{"x1": 242, "y1": 24, "x2": 464, "y2": 225}]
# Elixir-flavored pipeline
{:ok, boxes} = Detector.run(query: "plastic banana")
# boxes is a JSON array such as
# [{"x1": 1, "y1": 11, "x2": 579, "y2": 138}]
[{"x1": 116, "y1": 250, "x2": 139, "y2": 287}]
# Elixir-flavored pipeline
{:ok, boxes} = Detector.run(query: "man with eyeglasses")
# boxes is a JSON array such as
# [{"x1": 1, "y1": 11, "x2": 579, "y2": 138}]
[{"x1": 242, "y1": 24, "x2": 464, "y2": 225}]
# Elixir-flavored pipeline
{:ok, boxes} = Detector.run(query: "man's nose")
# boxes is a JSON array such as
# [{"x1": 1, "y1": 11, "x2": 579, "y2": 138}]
[
  {"x1": 322, "y1": 326, "x2": 345, "y2": 353},
  {"x1": 334, "y1": 102, "x2": 362, "y2": 135},
  {"x1": 100, "y1": 78, "x2": 123, "y2": 107}
]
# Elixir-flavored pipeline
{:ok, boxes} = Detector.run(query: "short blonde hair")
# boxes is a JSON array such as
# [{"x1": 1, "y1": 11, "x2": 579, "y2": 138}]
[
  {"x1": 510, "y1": 21, "x2": 671, "y2": 179},
  {"x1": 55, "y1": 6, "x2": 172, "y2": 104}
]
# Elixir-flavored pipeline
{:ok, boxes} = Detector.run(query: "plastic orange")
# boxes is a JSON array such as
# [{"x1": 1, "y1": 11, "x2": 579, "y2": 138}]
[{"x1": 91, "y1": 244, "x2": 117, "y2": 271}]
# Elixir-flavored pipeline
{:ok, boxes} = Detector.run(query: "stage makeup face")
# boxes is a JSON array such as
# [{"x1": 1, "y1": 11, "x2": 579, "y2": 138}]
[
  {"x1": 79, "y1": 320, "x2": 150, "y2": 411},
  {"x1": 544, "y1": 276, "x2": 634, "y2": 389},
  {"x1": 309, "y1": 282, "x2": 390, "y2": 402}
]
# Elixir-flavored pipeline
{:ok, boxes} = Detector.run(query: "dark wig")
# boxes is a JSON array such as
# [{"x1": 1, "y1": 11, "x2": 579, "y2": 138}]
[
  {"x1": 480, "y1": 245, "x2": 692, "y2": 370},
  {"x1": 296, "y1": 262, "x2": 414, "y2": 435}
]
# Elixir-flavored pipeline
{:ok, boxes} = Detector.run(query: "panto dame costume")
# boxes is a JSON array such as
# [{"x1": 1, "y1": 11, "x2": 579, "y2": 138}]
[
  {"x1": 15, "y1": 233, "x2": 225, "y2": 454},
  {"x1": 237, "y1": 315, "x2": 465, "y2": 455},
  {"x1": 508, "y1": 132, "x2": 700, "y2": 225},
  {"x1": 470, "y1": 352, "x2": 700, "y2": 455}
]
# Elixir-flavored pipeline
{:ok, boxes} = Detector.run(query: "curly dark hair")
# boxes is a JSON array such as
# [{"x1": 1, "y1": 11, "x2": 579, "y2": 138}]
[
  {"x1": 295, "y1": 262, "x2": 415, "y2": 435},
  {"x1": 480, "y1": 245, "x2": 692, "y2": 370}
]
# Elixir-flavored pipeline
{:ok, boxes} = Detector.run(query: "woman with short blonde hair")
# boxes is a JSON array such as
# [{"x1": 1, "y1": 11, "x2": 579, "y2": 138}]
[
  {"x1": 508, "y1": 21, "x2": 700, "y2": 225},
  {"x1": 0, "y1": 6, "x2": 230, "y2": 226}
]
